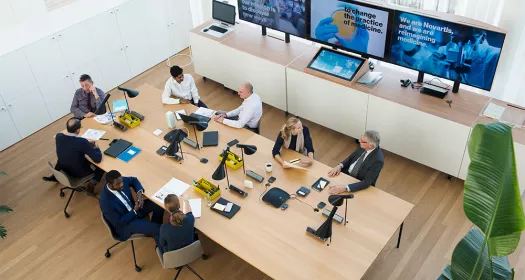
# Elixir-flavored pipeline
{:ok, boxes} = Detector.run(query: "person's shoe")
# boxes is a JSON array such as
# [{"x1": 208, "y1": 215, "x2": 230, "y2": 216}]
[{"x1": 42, "y1": 175, "x2": 58, "y2": 182}]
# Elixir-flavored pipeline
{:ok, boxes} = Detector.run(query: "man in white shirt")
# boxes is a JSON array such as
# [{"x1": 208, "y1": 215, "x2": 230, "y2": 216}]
[
  {"x1": 162, "y1": 66, "x2": 207, "y2": 108},
  {"x1": 327, "y1": 130, "x2": 384, "y2": 193},
  {"x1": 213, "y1": 82, "x2": 263, "y2": 133}
]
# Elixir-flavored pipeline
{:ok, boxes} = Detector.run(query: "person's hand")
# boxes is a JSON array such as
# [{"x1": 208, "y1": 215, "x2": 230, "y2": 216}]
[
  {"x1": 88, "y1": 140, "x2": 99, "y2": 149},
  {"x1": 329, "y1": 185, "x2": 347, "y2": 194},
  {"x1": 282, "y1": 161, "x2": 292, "y2": 169},
  {"x1": 180, "y1": 99, "x2": 191, "y2": 104},
  {"x1": 328, "y1": 165, "x2": 342, "y2": 177},
  {"x1": 334, "y1": 20, "x2": 369, "y2": 53},
  {"x1": 137, "y1": 191, "x2": 144, "y2": 208},
  {"x1": 133, "y1": 201, "x2": 141, "y2": 212},
  {"x1": 214, "y1": 115, "x2": 225, "y2": 123},
  {"x1": 84, "y1": 112, "x2": 95, "y2": 118},
  {"x1": 89, "y1": 84, "x2": 99, "y2": 99},
  {"x1": 315, "y1": 17, "x2": 338, "y2": 41},
  {"x1": 299, "y1": 158, "x2": 312, "y2": 166}
]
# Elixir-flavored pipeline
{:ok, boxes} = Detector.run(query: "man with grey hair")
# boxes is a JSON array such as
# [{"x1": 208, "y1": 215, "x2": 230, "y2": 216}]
[
  {"x1": 213, "y1": 82, "x2": 263, "y2": 133},
  {"x1": 328, "y1": 130, "x2": 384, "y2": 193}
]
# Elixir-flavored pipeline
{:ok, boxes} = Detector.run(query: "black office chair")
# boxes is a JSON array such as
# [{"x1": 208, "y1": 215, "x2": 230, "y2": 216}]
[
  {"x1": 101, "y1": 213, "x2": 146, "y2": 272},
  {"x1": 47, "y1": 162, "x2": 96, "y2": 218}
]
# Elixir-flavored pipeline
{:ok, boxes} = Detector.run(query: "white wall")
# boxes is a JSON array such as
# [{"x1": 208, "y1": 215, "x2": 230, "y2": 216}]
[{"x1": 0, "y1": 0, "x2": 130, "y2": 57}]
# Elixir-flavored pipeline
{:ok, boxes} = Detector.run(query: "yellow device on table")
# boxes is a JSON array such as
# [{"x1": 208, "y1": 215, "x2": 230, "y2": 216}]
[
  {"x1": 218, "y1": 150, "x2": 244, "y2": 170},
  {"x1": 118, "y1": 111, "x2": 141, "y2": 129},
  {"x1": 193, "y1": 178, "x2": 221, "y2": 200}
]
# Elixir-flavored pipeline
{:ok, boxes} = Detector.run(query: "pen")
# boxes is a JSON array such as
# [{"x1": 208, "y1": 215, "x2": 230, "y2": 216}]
[{"x1": 99, "y1": 138, "x2": 109, "y2": 141}]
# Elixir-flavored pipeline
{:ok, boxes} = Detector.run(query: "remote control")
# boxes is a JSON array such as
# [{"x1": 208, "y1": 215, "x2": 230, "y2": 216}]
[
  {"x1": 229, "y1": 185, "x2": 247, "y2": 197},
  {"x1": 245, "y1": 170, "x2": 264, "y2": 183},
  {"x1": 130, "y1": 110, "x2": 145, "y2": 121},
  {"x1": 183, "y1": 137, "x2": 199, "y2": 149}
]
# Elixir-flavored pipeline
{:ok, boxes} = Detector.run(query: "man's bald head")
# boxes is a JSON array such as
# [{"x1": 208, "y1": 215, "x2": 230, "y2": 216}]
[
  {"x1": 67, "y1": 118, "x2": 82, "y2": 134},
  {"x1": 238, "y1": 82, "x2": 253, "y2": 99}
]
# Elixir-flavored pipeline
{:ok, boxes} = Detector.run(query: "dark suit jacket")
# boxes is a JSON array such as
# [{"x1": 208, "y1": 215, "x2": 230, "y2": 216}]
[
  {"x1": 55, "y1": 133, "x2": 102, "y2": 178},
  {"x1": 340, "y1": 146, "x2": 384, "y2": 192},
  {"x1": 99, "y1": 177, "x2": 144, "y2": 241}
]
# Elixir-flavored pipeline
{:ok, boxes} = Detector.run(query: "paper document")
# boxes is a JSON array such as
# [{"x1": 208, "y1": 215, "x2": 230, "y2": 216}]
[
  {"x1": 113, "y1": 100, "x2": 128, "y2": 113},
  {"x1": 483, "y1": 102, "x2": 506, "y2": 120},
  {"x1": 94, "y1": 112, "x2": 114, "y2": 124},
  {"x1": 188, "y1": 198, "x2": 202, "y2": 218},
  {"x1": 81, "y1": 129, "x2": 106, "y2": 140},
  {"x1": 175, "y1": 109, "x2": 186, "y2": 120},
  {"x1": 194, "y1": 107, "x2": 215, "y2": 118},
  {"x1": 284, "y1": 161, "x2": 309, "y2": 171},
  {"x1": 152, "y1": 178, "x2": 191, "y2": 204}
]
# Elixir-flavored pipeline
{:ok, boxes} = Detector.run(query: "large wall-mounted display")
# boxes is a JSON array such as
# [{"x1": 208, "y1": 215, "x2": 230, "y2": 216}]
[
  {"x1": 238, "y1": 0, "x2": 307, "y2": 38},
  {"x1": 389, "y1": 11, "x2": 506, "y2": 91},
  {"x1": 308, "y1": 0, "x2": 394, "y2": 59}
]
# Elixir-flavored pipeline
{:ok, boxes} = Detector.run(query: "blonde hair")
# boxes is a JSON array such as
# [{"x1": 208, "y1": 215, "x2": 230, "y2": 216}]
[
  {"x1": 164, "y1": 194, "x2": 186, "y2": 226},
  {"x1": 281, "y1": 117, "x2": 300, "y2": 142}
]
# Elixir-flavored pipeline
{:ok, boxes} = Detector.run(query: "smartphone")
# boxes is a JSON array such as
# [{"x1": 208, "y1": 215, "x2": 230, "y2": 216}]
[
  {"x1": 317, "y1": 202, "x2": 326, "y2": 209},
  {"x1": 156, "y1": 146, "x2": 168, "y2": 155},
  {"x1": 268, "y1": 176, "x2": 276, "y2": 183}
]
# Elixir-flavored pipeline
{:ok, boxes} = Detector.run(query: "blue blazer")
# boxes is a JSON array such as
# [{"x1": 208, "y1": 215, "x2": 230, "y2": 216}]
[
  {"x1": 55, "y1": 133, "x2": 102, "y2": 178},
  {"x1": 99, "y1": 177, "x2": 144, "y2": 241}
]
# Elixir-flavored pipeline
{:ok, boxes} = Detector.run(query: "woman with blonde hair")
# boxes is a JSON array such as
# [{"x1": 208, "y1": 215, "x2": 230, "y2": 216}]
[
  {"x1": 158, "y1": 194, "x2": 195, "y2": 254},
  {"x1": 272, "y1": 117, "x2": 314, "y2": 168}
]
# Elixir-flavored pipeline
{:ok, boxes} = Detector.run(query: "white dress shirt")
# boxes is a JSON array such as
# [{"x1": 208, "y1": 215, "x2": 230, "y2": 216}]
[
  {"x1": 340, "y1": 147, "x2": 376, "y2": 192},
  {"x1": 224, "y1": 93, "x2": 263, "y2": 129},
  {"x1": 107, "y1": 185, "x2": 134, "y2": 212},
  {"x1": 162, "y1": 74, "x2": 200, "y2": 105}
]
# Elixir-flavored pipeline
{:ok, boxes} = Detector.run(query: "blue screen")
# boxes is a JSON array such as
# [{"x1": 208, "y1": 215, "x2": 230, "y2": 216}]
[
  {"x1": 389, "y1": 11, "x2": 505, "y2": 91},
  {"x1": 309, "y1": 49, "x2": 363, "y2": 81}
]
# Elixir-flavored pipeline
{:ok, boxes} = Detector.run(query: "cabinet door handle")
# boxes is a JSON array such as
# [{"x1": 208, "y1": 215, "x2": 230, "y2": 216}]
[{"x1": 0, "y1": 107, "x2": 6, "y2": 112}]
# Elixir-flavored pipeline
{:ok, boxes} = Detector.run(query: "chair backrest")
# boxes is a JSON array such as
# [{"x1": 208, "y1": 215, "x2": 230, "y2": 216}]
[
  {"x1": 159, "y1": 240, "x2": 204, "y2": 269},
  {"x1": 101, "y1": 213, "x2": 119, "y2": 241},
  {"x1": 47, "y1": 161, "x2": 73, "y2": 187}
]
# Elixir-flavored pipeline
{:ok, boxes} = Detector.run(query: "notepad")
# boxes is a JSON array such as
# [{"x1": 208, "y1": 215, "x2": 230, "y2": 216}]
[
  {"x1": 117, "y1": 146, "x2": 141, "y2": 162},
  {"x1": 187, "y1": 198, "x2": 202, "y2": 218}
]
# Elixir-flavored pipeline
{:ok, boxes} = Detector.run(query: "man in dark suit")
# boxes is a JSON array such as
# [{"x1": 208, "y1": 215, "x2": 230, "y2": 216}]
[
  {"x1": 328, "y1": 130, "x2": 384, "y2": 193},
  {"x1": 99, "y1": 170, "x2": 164, "y2": 247},
  {"x1": 42, "y1": 117, "x2": 104, "y2": 193}
]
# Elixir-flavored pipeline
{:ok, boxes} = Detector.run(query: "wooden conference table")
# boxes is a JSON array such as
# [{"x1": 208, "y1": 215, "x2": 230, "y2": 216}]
[{"x1": 79, "y1": 84, "x2": 413, "y2": 280}]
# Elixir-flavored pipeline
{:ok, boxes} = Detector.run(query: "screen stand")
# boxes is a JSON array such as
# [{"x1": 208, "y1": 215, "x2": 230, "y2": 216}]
[
  {"x1": 262, "y1": 26, "x2": 267, "y2": 36},
  {"x1": 452, "y1": 78, "x2": 461, "y2": 93},
  {"x1": 285, "y1": 33, "x2": 290, "y2": 43},
  {"x1": 417, "y1": 71, "x2": 424, "y2": 83}
]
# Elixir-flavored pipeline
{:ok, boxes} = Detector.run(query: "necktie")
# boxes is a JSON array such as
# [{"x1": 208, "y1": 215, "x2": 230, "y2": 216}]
[
  {"x1": 118, "y1": 190, "x2": 133, "y2": 210},
  {"x1": 87, "y1": 91, "x2": 93, "y2": 112},
  {"x1": 349, "y1": 152, "x2": 366, "y2": 178}
]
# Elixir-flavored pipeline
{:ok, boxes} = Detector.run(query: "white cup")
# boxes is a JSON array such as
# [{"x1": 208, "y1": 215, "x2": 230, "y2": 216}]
[{"x1": 265, "y1": 163, "x2": 273, "y2": 172}]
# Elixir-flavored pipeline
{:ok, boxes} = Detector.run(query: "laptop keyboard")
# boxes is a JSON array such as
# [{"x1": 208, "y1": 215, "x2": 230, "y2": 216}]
[{"x1": 210, "y1": 25, "x2": 228, "y2": 33}]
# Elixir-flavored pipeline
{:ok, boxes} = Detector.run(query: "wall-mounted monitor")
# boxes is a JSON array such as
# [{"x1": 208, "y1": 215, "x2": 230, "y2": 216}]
[
  {"x1": 389, "y1": 11, "x2": 506, "y2": 91},
  {"x1": 307, "y1": 47, "x2": 365, "y2": 82},
  {"x1": 213, "y1": 0, "x2": 237, "y2": 25},
  {"x1": 237, "y1": 0, "x2": 308, "y2": 38},
  {"x1": 308, "y1": 0, "x2": 394, "y2": 59}
]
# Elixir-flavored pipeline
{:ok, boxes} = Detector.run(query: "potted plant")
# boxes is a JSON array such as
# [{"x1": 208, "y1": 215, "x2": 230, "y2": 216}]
[
  {"x1": 0, "y1": 171, "x2": 13, "y2": 239},
  {"x1": 439, "y1": 123, "x2": 525, "y2": 279}
]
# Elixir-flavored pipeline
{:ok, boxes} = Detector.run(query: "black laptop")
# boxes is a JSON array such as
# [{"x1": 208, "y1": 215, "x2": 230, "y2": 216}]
[
  {"x1": 203, "y1": 131, "x2": 219, "y2": 147},
  {"x1": 104, "y1": 139, "x2": 133, "y2": 158},
  {"x1": 189, "y1": 113, "x2": 211, "y2": 123}
]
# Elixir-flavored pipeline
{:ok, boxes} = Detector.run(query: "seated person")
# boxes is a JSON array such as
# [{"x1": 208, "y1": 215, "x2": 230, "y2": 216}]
[
  {"x1": 99, "y1": 170, "x2": 164, "y2": 247},
  {"x1": 328, "y1": 130, "x2": 384, "y2": 193},
  {"x1": 159, "y1": 194, "x2": 196, "y2": 255},
  {"x1": 42, "y1": 117, "x2": 104, "y2": 194},
  {"x1": 162, "y1": 65, "x2": 207, "y2": 108},
  {"x1": 213, "y1": 82, "x2": 262, "y2": 132},
  {"x1": 272, "y1": 117, "x2": 314, "y2": 168},
  {"x1": 71, "y1": 74, "x2": 106, "y2": 119}
]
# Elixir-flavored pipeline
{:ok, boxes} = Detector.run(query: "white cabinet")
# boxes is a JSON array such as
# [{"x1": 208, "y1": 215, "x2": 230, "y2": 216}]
[
  {"x1": 167, "y1": 0, "x2": 194, "y2": 54},
  {"x1": 0, "y1": 99, "x2": 21, "y2": 151},
  {"x1": 57, "y1": 18, "x2": 97, "y2": 72},
  {"x1": 0, "y1": 49, "x2": 39, "y2": 104},
  {"x1": 189, "y1": 33, "x2": 226, "y2": 83},
  {"x1": 6, "y1": 90, "x2": 52, "y2": 139},
  {"x1": 145, "y1": 0, "x2": 173, "y2": 63},
  {"x1": 115, "y1": 0, "x2": 153, "y2": 77},
  {"x1": 24, "y1": 35, "x2": 76, "y2": 121}
]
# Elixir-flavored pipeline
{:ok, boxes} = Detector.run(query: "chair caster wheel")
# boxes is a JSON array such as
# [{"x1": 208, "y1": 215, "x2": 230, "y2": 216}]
[
  {"x1": 64, "y1": 212, "x2": 70, "y2": 218},
  {"x1": 60, "y1": 191, "x2": 65, "y2": 197},
  {"x1": 105, "y1": 251, "x2": 111, "y2": 258},
  {"x1": 135, "y1": 266, "x2": 142, "y2": 272},
  {"x1": 201, "y1": 254, "x2": 208, "y2": 260}
]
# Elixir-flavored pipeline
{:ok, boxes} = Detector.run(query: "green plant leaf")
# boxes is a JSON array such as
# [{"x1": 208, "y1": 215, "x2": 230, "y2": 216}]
[
  {"x1": 0, "y1": 171, "x2": 6, "y2": 176},
  {"x1": 451, "y1": 228, "x2": 513, "y2": 280},
  {"x1": 0, "y1": 224, "x2": 6, "y2": 239},
  {"x1": 0, "y1": 205, "x2": 12, "y2": 213},
  {"x1": 465, "y1": 123, "x2": 525, "y2": 256},
  {"x1": 438, "y1": 264, "x2": 452, "y2": 280}
]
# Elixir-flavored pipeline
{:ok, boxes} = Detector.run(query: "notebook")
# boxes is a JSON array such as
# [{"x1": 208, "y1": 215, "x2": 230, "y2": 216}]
[
  {"x1": 202, "y1": 131, "x2": 218, "y2": 147},
  {"x1": 117, "y1": 146, "x2": 141, "y2": 162},
  {"x1": 211, "y1": 198, "x2": 240, "y2": 219}
]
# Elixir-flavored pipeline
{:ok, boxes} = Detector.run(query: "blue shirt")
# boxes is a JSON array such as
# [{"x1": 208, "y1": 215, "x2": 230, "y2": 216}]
[{"x1": 159, "y1": 213, "x2": 195, "y2": 254}]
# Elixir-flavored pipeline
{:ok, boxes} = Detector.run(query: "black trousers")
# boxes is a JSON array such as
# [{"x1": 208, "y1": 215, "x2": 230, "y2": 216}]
[
  {"x1": 53, "y1": 161, "x2": 105, "y2": 182},
  {"x1": 191, "y1": 99, "x2": 208, "y2": 108}
]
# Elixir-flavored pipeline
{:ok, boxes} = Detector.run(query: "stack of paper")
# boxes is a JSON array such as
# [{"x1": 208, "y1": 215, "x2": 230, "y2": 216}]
[
  {"x1": 94, "y1": 112, "x2": 114, "y2": 124},
  {"x1": 186, "y1": 198, "x2": 202, "y2": 218},
  {"x1": 81, "y1": 129, "x2": 106, "y2": 140},
  {"x1": 152, "y1": 178, "x2": 191, "y2": 204},
  {"x1": 483, "y1": 102, "x2": 506, "y2": 120},
  {"x1": 284, "y1": 161, "x2": 308, "y2": 171},
  {"x1": 194, "y1": 107, "x2": 215, "y2": 118}
]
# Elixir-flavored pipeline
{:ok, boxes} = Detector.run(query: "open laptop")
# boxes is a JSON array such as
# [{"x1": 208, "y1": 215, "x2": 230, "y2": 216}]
[{"x1": 180, "y1": 113, "x2": 210, "y2": 124}]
